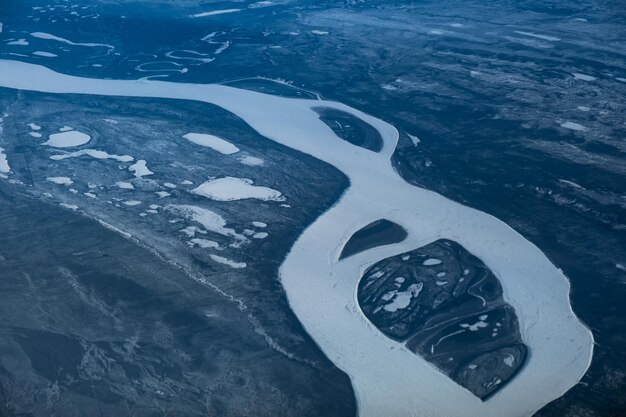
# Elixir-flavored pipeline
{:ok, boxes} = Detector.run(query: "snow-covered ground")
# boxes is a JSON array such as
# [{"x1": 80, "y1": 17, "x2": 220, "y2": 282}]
[{"x1": 0, "y1": 59, "x2": 594, "y2": 417}]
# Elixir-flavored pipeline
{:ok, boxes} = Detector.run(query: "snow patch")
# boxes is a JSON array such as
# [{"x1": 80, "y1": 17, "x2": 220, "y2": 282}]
[
  {"x1": 189, "y1": 238, "x2": 219, "y2": 248},
  {"x1": 50, "y1": 149, "x2": 133, "y2": 162},
  {"x1": 407, "y1": 133, "x2": 420, "y2": 146},
  {"x1": 192, "y1": 177, "x2": 284, "y2": 202},
  {"x1": 32, "y1": 51, "x2": 57, "y2": 57},
  {"x1": 31, "y1": 31, "x2": 114, "y2": 50},
  {"x1": 7, "y1": 39, "x2": 29, "y2": 46},
  {"x1": 381, "y1": 283, "x2": 423, "y2": 312},
  {"x1": 183, "y1": 133, "x2": 239, "y2": 155},
  {"x1": 514, "y1": 31, "x2": 561, "y2": 41},
  {"x1": 46, "y1": 176, "x2": 73, "y2": 185},
  {"x1": 209, "y1": 254, "x2": 246, "y2": 268},
  {"x1": 238, "y1": 155, "x2": 264, "y2": 166},
  {"x1": 560, "y1": 121, "x2": 587, "y2": 131},
  {"x1": 190, "y1": 9, "x2": 241, "y2": 17},
  {"x1": 129, "y1": 160, "x2": 153, "y2": 177},
  {"x1": 165, "y1": 204, "x2": 246, "y2": 244},
  {"x1": 115, "y1": 181, "x2": 134, "y2": 189},
  {"x1": 43, "y1": 130, "x2": 90, "y2": 147},
  {"x1": 0, "y1": 148, "x2": 9, "y2": 173},
  {"x1": 572, "y1": 73, "x2": 596, "y2": 81}
]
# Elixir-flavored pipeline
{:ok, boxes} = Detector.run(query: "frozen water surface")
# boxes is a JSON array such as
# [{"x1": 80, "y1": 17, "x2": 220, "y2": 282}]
[
  {"x1": 43, "y1": 130, "x2": 90, "y2": 147},
  {"x1": 192, "y1": 177, "x2": 284, "y2": 202}
]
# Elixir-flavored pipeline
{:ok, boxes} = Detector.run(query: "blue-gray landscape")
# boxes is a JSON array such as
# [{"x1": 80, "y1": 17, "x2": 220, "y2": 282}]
[{"x1": 0, "y1": 1, "x2": 624, "y2": 416}]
